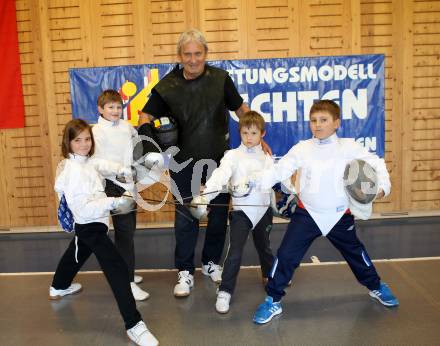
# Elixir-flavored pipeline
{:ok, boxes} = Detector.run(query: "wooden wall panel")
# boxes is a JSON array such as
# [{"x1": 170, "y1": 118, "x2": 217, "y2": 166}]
[
  {"x1": 0, "y1": 0, "x2": 58, "y2": 227},
  {"x1": 150, "y1": 0, "x2": 188, "y2": 62},
  {"x1": 0, "y1": 0, "x2": 438, "y2": 229},
  {"x1": 100, "y1": 1, "x2": 137, "y2": 64},
  {"x1": 294, "y1": 0, "x2": 361, "y2": 56},
  {"x1": 0, "y1": 132, "x2": 11, "y2": 227},
  {"x1": 197, "y1": 0, "x2": 248, "y2": 60},
  {"x1": 411, "y1": 0, "x2": 440, "y2": 210},
  {"x1": 137, "y1": 181, "x2": 175, "y2": 223},
  {"x1": 360, "y1": 0, "x2": 395, "y2": 212},
  {"x1": 247, "y1": 0, "x2": 299, "y2": 58}
]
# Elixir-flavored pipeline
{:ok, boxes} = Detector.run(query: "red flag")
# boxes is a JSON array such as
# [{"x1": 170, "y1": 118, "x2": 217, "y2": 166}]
[{"x1": 0, "y1": 0, "x2": 25, "y2": 129}]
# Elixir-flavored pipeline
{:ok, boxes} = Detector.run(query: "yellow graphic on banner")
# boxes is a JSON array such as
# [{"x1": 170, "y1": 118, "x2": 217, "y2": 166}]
[{"x1": 120, "y1": 68, "x2": 159, "y2": 126}]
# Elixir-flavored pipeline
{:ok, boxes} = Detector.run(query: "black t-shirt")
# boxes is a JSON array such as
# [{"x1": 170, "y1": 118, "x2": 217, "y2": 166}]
[{"x1": 142, "y1": 67, "x2": 243, "y2": 117}]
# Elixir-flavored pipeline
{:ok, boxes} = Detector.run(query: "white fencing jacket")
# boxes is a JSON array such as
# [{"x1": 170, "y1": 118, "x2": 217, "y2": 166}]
[
  {"x1": 204, "y1": 143, "x2": 274, "y2": 228},
  {"x1": 92, "y1": 116, "x2": 138, "y2": 191},
  {"x1": 259, "y1": 134, "x2": 391, "y2": 235},
  {"x1": 55, "y1": 154, "x2": 122, "y2": 226}
]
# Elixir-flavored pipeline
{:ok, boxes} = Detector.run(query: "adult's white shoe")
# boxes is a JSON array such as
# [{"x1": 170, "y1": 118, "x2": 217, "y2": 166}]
[
  {"x1": 173, "y1": 271, "x2": 194, "y2": 297},
  {"x1": 49, "y1": 283, "x2": 82, "y2": 300},
  {"x1": 127, "y1": 321, "x2": 159, "y2": 346},
  {"x1": 215, "y1": 291, "x2": 231, "y2": 314},
  {"x1": 202, "y1": 261, "x2": 222, "y2": 283},
  {"x1": 131, "y1": 282, "x2": 150, "y2": 301},
  {"x1": 134, "y1": 275, "x2": 143, "y2": 284}
]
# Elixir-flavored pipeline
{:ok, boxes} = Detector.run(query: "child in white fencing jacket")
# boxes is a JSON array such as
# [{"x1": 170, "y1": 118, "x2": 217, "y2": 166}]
[
  {"x1": 92, "y1": 89, "x2": 149, "y2": 300},
  {"x1": 252, "y1": 100, "x2": 398, "y2": 325},
  {"x1": 194, "y1": 111, "x2": 275, "y2": 314},
  {"x1": 50, "y1": 118, "x2": 158, "y2": 346}
]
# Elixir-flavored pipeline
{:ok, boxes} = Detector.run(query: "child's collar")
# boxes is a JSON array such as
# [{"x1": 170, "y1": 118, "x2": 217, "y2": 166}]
[
  {"x1": 239, "y1": 142, "x2": 263, "y2": 153},
  {"x1": 98, "y1": 115, "x2": 119, "y2": 127},
  {"x1": 68, "y1": 153, "x2": 88, "y2": 162},
  {"x1": 312, "y1": 133, "x2": 338, "y2": 145}
]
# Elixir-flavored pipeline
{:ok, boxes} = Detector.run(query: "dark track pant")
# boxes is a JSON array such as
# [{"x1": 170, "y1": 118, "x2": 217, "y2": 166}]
[
  {"x1": 266, "y1": 207, "x2": 381, "y2": 302},
  {"x1": 219, "y1": 209, "x2": 274, "y2": 294},
  {"x1": 105, "y1": 180, "x2": 137, "y2": 282},
  {"x1": 170, "y1": 160, "x2": 229, "y2": 275},
  {"x1": 51, "y1": 222, "x2": 141, "y2": 329}
]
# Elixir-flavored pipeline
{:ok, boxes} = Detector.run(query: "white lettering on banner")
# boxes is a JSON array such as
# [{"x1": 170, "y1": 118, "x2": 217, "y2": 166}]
[
  {"x1": 252, "y1": 93, "x2": 271, "y2": 121},
  {"x1": 322, "y1": 89, "x2": 340, "y2": 100},
  {"x1": 231, "y1": 89, "x2": 368, "y2": 122},
  {"x1": 298, "y1": 91, "x2": 319, "y2": 121},
  {"x1": 334, "y1": 65, "x2": 348, "y2": 80},
  {"x1": 234, "y1": 69, "x2": 246, "y2": 84},
  {"x1": 246, "y1": 69, "x2": 258, "y2": 84},
  {"x1": 342, "y1": 89, "x2": 367, "y2": 119},
  {"x1": 299, "y1": 66, "x2": 318, "y2": 83},
  {"x1": 260, "y1": 68, "x2": 273, "y2": 84},
  {"x1": 356, "y1": 137, "x2": 377, "y2": 152},
  {"x1": 318, "y1": 65, "x2": 335, "y2": 81},
  {"x1": 227, "y1": 63, "x2": 377, "y2": 85},
  {"x1": 274, "y1": 67, "x2": 289, "y2": 83},
  {"x1": 273, "y1": 92, "x2": 297, "y2": 122}
]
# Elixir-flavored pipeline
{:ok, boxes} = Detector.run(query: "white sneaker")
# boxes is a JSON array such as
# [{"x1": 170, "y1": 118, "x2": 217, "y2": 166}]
[
  {"x1": 134, "y1": 275, "x2": 143, "y2": 284},
  {"x1": 173, "y1": 271, "x2": 194, "y2": 297},
  {"x1": 49, "y1": 283, "x2": 82, "y2": 300},
  {"x1": 202, "y1": 261, "x2": 222, "y2": 283},
  {"x1": 127, "y1": 320, "x2": 159, "y2": 346},
  {"x1": 131, "y1": 282, "x2": 150, "y2": 301},
  {"x1": 215, "y1": 290, "x2": 231, "y2": 314}
]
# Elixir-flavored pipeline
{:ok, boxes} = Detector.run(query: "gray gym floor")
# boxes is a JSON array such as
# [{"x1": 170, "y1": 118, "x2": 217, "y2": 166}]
[
  {"x1": 1, "y1": 260, "x2": 439, "y2": 345},
  {"x1": 1, "y1": 216, "x2": 440, "y2": 345}
]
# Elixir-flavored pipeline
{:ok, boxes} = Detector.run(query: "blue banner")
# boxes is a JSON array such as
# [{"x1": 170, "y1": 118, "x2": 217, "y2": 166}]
[{"x1": 70, "y1": 54, "x2": 384, "y2": 157}]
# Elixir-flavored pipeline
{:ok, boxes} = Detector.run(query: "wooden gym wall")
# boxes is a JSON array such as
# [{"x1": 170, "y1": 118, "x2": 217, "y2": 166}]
[{"x1": 0, "y1": 0, "x2": 438, "y2": 228}]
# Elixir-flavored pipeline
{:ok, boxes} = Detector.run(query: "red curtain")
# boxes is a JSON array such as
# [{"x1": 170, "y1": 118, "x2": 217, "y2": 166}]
[{"x1": 0, "y1": 0, "x2": 25, "y2": 129}]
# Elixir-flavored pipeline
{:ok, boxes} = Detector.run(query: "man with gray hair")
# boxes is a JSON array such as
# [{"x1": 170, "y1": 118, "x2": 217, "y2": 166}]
[{"x1": 139, "y1": 28, "x2": 251, "y2": 297}]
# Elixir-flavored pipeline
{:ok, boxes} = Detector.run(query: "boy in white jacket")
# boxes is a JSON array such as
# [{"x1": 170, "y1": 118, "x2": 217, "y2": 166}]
[
  {"x1": 51, "y1": 119, "x2": 158, "y2": 346},
  {"x1": 92, "y1": 89, "x2": 149, "y2": 301},
  {"x1": 253, "y1": 100, "x2": 399, "y2": 325},
  {"x1": 193, "y1": 111, "x2": 274, "y2": 314}
]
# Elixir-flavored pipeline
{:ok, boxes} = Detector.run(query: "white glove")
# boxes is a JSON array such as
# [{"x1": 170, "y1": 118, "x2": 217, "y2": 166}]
[
  {"x1": 112, "y1": 196, "x2": 136, "y2": 214},
  {"x1": 136, "y1": 153, "x2": 167, "y2": 187},
  {"x1": 115, "y1": 166, "x2": 137, "y2": 184},
  {"x1": 144, "y1": 152, "x2": 165, "y2": 170},
  {"x1": 189, "y1": 195, "x2": 209, "y2": 220}
]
